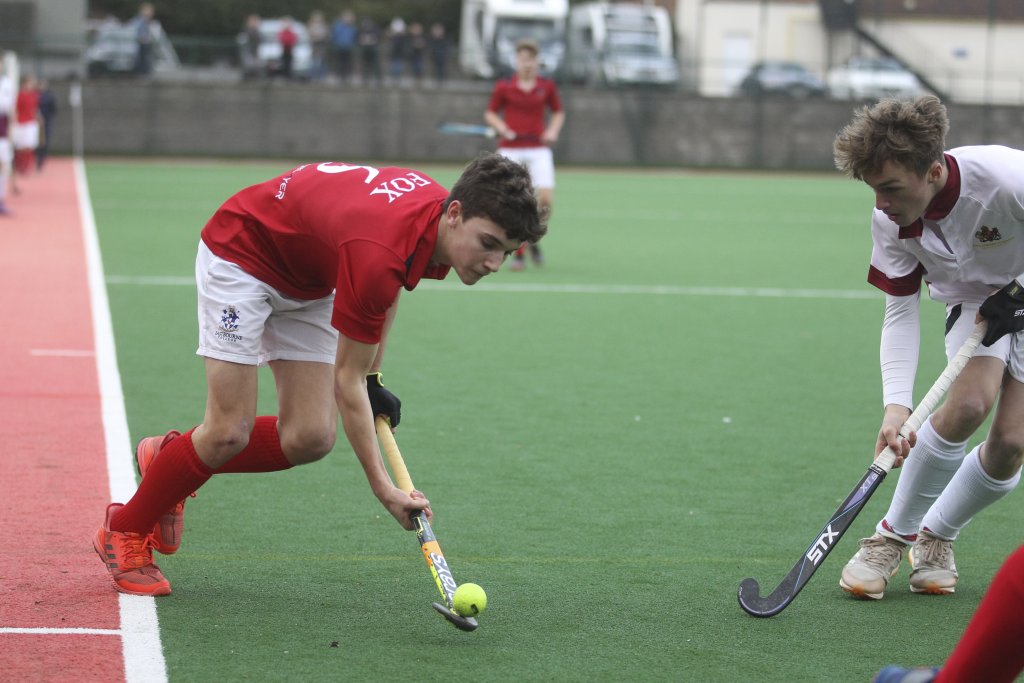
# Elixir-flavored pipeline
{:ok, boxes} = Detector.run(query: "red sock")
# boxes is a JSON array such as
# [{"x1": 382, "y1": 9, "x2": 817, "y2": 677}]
[
  {"x1": 111, "y1": 429, "x2": 212, "y2": 534},
  {"x1": 14, "y1": 149, "x2": 33, "y2": 174},
  {"x1": 936, "y1": 544, "x2": 1024, "y2": 683},
  {"x1": 110, "y1": 417, "x2": 292, "y2": 534},
  {"x1": 214, "y1": 416, "x2": 292, "y2": 473}
]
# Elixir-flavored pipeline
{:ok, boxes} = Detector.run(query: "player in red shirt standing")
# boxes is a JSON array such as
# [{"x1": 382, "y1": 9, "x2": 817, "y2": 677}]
[
  {"x1": 12, "y1": 74, "x2": 39, "y2": 177},
  {"x1": 93, "y1": 153, "x2": 545, "y2": 596},
  {"x1": 485, "y1": 39, "x2": 564, "y2": 270}
]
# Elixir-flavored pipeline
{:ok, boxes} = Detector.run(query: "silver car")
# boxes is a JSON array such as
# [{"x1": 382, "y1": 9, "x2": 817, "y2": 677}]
[
  {"x1": 827, "y1": 56, "x2": 923, "y2": 101},
  {"x1": 596, "y1": 35, "x2": 679, "y2": 87},
  {"x1": 84, "y1": 22, "x2": 181, "y2": 77}
]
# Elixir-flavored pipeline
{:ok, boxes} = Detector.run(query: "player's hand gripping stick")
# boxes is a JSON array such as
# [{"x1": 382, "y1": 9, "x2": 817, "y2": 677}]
[{"x1": 375, "y1": 416, "x2": 478, "y2": 632}]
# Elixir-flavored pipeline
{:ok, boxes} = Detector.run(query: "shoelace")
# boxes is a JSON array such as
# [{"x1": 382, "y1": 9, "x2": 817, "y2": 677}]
[
  {"x1": 860, "y1": 538, "x2": 902, "y2": 569},
  {"x1": 119, "y1": 533, "x2": 153, "y2": 569},
  {"x1": 918, "y1": 537, "x2": 953, "y2": 568}
]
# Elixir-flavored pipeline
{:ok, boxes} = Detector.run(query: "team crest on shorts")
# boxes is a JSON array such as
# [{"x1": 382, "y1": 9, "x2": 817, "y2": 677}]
[
  {"x1": 220, "y1": 305, "x2": 240, "y2": 332},
  {"x1": 214, "y1": 305, "x2": 243, "y2": 343}
]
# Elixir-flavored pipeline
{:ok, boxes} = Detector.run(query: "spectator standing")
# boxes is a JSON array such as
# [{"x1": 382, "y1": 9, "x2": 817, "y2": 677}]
[
  {"x1": 35, "y1": 79, "x2": 56, "y2": 171},
  {"x1": 278, "y1": 17, "x2": 298, "y2": 79},
  {"x1": 387, "y1": 18, "x2": 408, "y2": 85},
  {"x1": 428, "y1": 22, "x2": 450, "y2": 85},
  {"x1": 132, "y1": 3, "x2": 156, "y2": 77},
  {"x1": 241, "y1": 14, "x2": 262, "y2": 79},
  {"x1": 331, "y1": 10, "x2": 357, "y2": 83},
  {"x1": 307, "y1": 10, "x2": 329, "y2": 80},
  {"x1": 358, "y1": 18, "x2": 382, "y2": 86},
  {"x1": 407, "y1": 22, "x2": 427, "y2": 86}
]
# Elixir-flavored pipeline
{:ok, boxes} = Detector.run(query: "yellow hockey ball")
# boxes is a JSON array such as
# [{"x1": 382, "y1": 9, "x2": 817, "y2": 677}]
[{"x1": 452, "y1": 583, "x2": 487, "y2": 617}]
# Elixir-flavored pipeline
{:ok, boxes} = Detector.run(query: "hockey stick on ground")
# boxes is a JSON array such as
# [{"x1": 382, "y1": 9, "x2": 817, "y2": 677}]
[
  {"x1": 375, "y1": 416, "x2": 479, "y2": 632},
  {"x1": 737, "y1": 321, "x2": 987, "y2": 618}
]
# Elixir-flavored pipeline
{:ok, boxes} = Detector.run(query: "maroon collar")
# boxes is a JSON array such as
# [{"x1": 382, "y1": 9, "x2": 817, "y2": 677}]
[
  {"x1": 898, "y1": 154, "x2": 960, "y2": 239},
  {"x1": 403, "y1": 203, "x2": 450, "y2": 289}
]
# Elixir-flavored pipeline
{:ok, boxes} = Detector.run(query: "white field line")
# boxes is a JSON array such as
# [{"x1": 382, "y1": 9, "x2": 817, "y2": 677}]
[
  {"x1": 106, "y1": 274, "x2": 879, "y2": 301},
  {"x1": 76, "y1": 159, "x2": 169, "y2": 683},
  {"x1": 30, "y1": 349, "x2": 96, "y2": 357}
]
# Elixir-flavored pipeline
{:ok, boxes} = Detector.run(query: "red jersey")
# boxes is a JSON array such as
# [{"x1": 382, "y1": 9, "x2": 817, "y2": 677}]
[
  {"x1": 201, "y1": 162, "x2": 451, "y2": 344},
  {"x1": 16, "y1": 89, "x2": 38, "y2": 124},
  {"x1": 487, "y1": 75, "x2": 562, "y2": 149}
]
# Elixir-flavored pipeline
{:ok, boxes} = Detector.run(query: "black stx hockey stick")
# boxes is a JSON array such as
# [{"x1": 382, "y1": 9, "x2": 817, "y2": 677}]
[{"x1": 737, "y1": 321, "x2": 986, "y2": 617}]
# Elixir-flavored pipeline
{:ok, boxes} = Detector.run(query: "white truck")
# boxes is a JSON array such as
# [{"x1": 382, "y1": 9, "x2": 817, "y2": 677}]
[
  {"x1": 459, "y1": 0, "x2": 569, "y2": 79},
  {"x1": 565, "y1": 2, "x2": 679, "y2": 87}
]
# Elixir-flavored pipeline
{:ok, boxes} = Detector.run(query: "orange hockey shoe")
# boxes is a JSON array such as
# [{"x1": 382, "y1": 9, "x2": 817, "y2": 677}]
[
  {"x1": 93, "y1": 503, "x2": 171, "y2": 596},
  {"x1": 135, "y1": 430, "x2": 191, "y2": 554}
]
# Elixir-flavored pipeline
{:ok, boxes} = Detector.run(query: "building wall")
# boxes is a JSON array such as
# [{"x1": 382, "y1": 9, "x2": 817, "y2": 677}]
[
  {"x1": 35, "y1": 0, "x2": 86, "y2": 43},
  {"x1": 863, "y1": 19, "x2": 1024, "y2": 104},
  {"x1": 692, "y1": 1, "x2": 825, "y2": 97},
  {"x1": 675, "y1": 0, "x2": 1024, "y2": 103}
]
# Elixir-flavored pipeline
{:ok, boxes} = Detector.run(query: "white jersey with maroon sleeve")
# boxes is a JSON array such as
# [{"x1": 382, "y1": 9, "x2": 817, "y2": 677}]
[
  {"x1": 869, "y1": 146, "x2": 1024, "y2": 407},
  {"x1": 868, "y1": 146, "x2": 1024, "y2": 306}
]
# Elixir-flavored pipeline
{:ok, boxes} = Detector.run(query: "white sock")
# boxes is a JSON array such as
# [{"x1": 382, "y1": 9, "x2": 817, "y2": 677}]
[
  {"x1": 921, "y1": 445, "x2": 1021, "y2": 540},
  {"x1": 876, "y1": 417, "x2": 966, "y2": 539}
]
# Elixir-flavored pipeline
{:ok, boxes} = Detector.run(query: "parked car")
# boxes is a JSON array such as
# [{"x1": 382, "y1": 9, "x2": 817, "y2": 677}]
[
  {"x1": 736, "y1": 61, "x2": 827, "y2": 99},
  {"x1": 84, "y1": 21, "x2": 181, "y2": 77},
  {"x1": 237, "y1": 18, "x2": 313, "y2": 79},
  {"x1": 827, "y1": 56, "x2": 922, "y2": 101}
]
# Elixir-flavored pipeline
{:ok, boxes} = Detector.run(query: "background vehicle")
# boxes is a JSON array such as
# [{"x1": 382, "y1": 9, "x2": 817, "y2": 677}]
[
  {"x1": 84, "y1": 21, "x2": 181, "y2": 77},
  {"x1": 459, "y1": 0, "x2": 568, "y2": 79},
  {"x1": 565, "y1": 2, "x2": 678, "y2": 87},
  {"x1": 827, "y1": 56, "x2": 922, "y2": 101},
  {"x1": 237, "y1": 18, "x2": 313, "y2": 80},
  {"x1": 736, "y1": 61, "x2": 827, "y2": 99}
]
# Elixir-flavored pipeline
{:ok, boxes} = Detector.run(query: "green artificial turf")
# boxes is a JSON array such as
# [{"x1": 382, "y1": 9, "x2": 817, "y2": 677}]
[{"x1": 87, "y1": 159, "x2": 1022, "y2": 682}]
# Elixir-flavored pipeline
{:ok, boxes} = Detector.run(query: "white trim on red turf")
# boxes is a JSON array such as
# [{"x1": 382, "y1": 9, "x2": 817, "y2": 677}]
[
  {"x1": 0, "y1": 628, "x2": 121, "y2": 635},
  {"x1": 75, "y1": 158, "x2": 169, "y2": 683}
]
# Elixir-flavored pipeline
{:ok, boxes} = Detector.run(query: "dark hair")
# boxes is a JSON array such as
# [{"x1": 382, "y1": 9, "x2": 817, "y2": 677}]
[
  {"x1": 834, "y1": 96, "x2": 949, "y2": 180},
  {"x1": 445, "y1": 152, "x2": 546, "y2": 244}
]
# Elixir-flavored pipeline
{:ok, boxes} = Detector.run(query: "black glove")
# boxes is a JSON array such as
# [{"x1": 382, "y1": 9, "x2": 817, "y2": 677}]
[
  {"x1": 979, "y1": 280, "x2": 1024, "y2": 346},
  {"x1": 366, "y1": 372, "x2": 401, "y2": 427}
]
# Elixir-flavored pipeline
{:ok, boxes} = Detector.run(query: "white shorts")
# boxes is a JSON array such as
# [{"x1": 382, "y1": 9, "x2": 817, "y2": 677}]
[
  {"x1": 944, "y1": 302, "x2": 1024, "y2": 382},
  {"x1": 195, "y1": 241, "x2": 338, "y2": 366},
  {"x1": 497, "y1": 146, "x2": 555, "y2": 189},
  {"x1": 12, "y1": 121, "x2": 38, "y2": 150}
]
